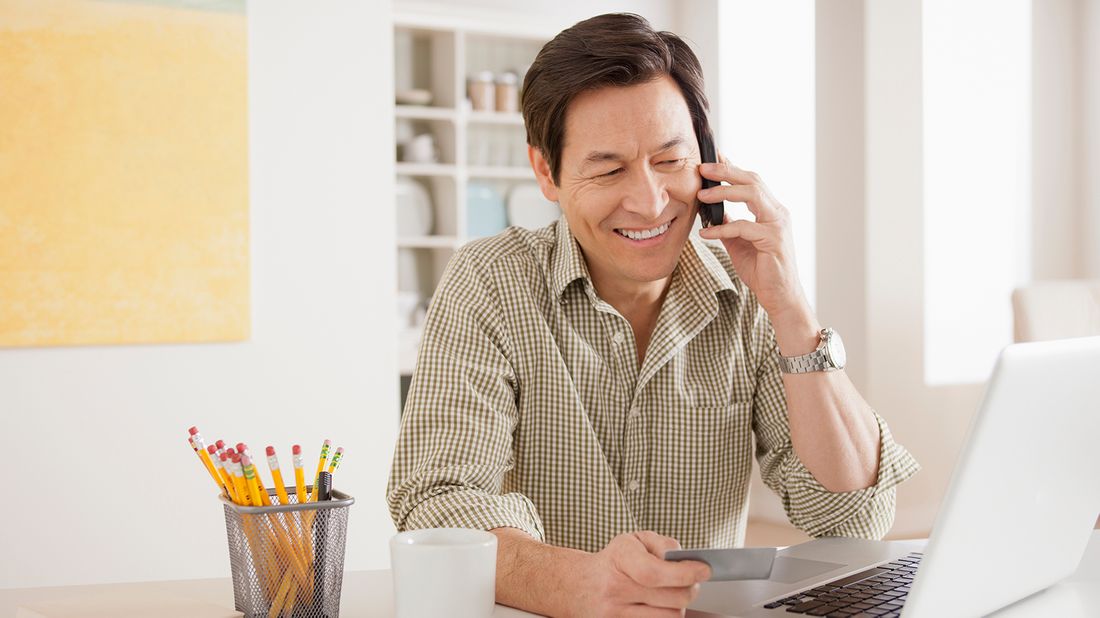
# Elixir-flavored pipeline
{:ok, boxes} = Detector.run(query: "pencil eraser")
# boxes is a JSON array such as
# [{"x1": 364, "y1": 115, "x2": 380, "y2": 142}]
[
  {"x1": 292, "y1": 445, "x2": 301, "y2": 455},
  {"x1": 207, "y1": 444, "x2": 217, "y2": 454},
  {"x1": 230, "y1": 452, "x2": 240, "y2": 463},
  {"x1": 226, "y1": 447, "x2": 237, "y2": 457},
  {"x1": 215, "y1": 440, "x2": 225, "y2": 450},
  {"x1": 188, "y1": 426, "x2": 199, "y2": 436},
  {"x1": 266, "y1": 446, "x2": 275, "y2": 456},
  {"x1": 323, "y1": 439, "x2": 332, "y2": 446},
  {"x1": 335, "y1": 447, "x2": 344, "y2": 454},
  {"x1": 240, "y1": 454, "x2": 252, "y2": 467},
  {"x1": 220, "y1": 452, "x2": 229, "y2": 462},
  {"x1": 237, "y1": 442, "x2": 247, "y2": 453}
]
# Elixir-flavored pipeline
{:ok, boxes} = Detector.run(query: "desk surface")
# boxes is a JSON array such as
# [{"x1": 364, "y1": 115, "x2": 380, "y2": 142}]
[{"x1": 3, "y1": 531, "x2": 1098, "y2": 618}]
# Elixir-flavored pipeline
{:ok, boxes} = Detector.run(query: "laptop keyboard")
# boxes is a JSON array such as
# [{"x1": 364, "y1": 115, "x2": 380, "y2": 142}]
[{"x1": 761, "y1": 551, "x2": 923, "y2": 617}]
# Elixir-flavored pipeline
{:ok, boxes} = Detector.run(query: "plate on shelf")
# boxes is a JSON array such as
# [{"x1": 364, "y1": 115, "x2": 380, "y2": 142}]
[
  {"x1": 395, "y1": 177, "x2": 433, "y2": 236},
  {"x1": 507, "y1": 183, "x2": 560, "y2": 230},
  {"x1": 395, "y1": 88, "x2": 433, "y2": 106}
]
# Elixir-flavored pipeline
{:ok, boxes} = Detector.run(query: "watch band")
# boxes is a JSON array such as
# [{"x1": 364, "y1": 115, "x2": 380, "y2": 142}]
[
  {"x1": 777, "y1": 350, "x2": 832, "y2": 374},
  {"x1": 777, "y1": 328, "x2": 840, "y2": 374}
]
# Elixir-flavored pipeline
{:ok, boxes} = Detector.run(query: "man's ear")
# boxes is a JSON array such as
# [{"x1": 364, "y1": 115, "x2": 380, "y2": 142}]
[{"x1": 527, "y1": 145, "x2": 560, "y2": 202}]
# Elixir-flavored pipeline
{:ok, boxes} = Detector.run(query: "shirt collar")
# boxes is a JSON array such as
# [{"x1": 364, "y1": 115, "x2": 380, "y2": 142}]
[
  {"x1": 682, "y1": 234, "x2": 740, "y2": 301},
  {"x1": 549, "y1": 216, "x2": 592, "y2": 300},
  {"x1": 550, "y1": 216, "x2": 741, "y2": 304}
]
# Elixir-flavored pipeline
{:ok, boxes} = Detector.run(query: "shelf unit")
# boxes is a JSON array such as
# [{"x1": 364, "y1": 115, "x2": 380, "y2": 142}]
[{"x1": 393, "y1": 13, "x2": 557, "y2": 377}]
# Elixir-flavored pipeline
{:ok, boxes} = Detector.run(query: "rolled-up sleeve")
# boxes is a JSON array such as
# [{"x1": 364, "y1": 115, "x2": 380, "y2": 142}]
[
  {"x1": 750, "y1": 306, "x2": 920, "y2": 540},
  {"x1": 386, "y1": 247, "x2": 545, "y2": 541}
]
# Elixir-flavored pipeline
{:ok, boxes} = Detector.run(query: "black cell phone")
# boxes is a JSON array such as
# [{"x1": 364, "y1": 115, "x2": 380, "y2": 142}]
[{"x1": 697, "y1": 125, "x2": 725, "y2": 228}]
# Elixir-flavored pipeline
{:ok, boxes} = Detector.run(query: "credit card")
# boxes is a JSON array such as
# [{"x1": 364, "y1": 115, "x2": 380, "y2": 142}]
[{"x1": 664, "y1": 547, "x2": 777, "y2": 581}]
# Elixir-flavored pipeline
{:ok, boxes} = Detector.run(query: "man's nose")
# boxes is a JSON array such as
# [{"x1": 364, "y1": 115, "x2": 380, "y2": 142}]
[{"x1": 620, "y1": 168, "x2": 669, "y2": 220}]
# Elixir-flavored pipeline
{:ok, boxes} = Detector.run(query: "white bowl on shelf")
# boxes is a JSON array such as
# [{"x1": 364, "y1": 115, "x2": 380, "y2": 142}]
[{"x1": 395, "y1": 88, "x2": 433, "y2": 106}]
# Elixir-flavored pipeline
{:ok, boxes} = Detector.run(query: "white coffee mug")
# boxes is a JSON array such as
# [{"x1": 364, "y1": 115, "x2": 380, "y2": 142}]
[{"x1": 390, "y1": 528, "x2": 497, "y2": 618}]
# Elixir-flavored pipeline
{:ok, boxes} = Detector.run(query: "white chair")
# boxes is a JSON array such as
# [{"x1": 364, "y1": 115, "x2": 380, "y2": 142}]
[{"x1": 1012, "y1": 280, "x2": 1100, "y2": 342}]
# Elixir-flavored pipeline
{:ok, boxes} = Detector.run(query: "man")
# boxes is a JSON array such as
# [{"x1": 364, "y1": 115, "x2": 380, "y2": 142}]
[{"x1": 387, "y1": 13, "x2": 919, "y2": 617}]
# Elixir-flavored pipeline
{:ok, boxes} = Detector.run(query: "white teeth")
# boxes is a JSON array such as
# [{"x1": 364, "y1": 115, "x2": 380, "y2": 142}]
[{"x1": 616, "y1": 221, "x2": 671, "y2": 241}]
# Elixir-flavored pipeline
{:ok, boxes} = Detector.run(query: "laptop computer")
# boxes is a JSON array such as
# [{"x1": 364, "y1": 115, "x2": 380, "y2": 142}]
[{"x1": 686, "y1": 336, "x2": 1100, "y2": 618}]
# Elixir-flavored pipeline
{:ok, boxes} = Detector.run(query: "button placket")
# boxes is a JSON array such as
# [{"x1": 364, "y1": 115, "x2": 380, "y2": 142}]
[{"x1": 622, "y1": 398, "x2": 646, "y2": 514}]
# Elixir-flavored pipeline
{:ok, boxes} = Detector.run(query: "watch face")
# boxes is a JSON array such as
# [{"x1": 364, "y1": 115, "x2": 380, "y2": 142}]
[{"x1": 826, "y1": 332, "x2": 847, "y2": 368}]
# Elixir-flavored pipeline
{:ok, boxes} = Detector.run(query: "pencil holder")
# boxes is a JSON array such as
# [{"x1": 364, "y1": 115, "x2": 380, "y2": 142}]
[{"x1": 221, "y1": 488, "x2": 354, "y2": 618}]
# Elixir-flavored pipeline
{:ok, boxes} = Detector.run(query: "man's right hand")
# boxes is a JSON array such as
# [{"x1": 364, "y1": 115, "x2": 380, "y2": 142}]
[
  {"x1": 491, "y1": 527, "x2": 712, "y2": 617},
  {"x1": 569, "y1": 531, "x2": 712, "y2": 617}
]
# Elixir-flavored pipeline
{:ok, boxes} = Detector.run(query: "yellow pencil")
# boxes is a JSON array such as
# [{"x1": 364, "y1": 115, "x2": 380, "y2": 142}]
[
  {"x1": 215, "y1": 450, "x2": 237, "y2": 503},
  {"x1": 267, "y1": 445, "x2": 310, "y2": 567},
  {"x1": 241, "y1": 454, "x2": 266, "y2": 509},
  {"x1": 188, "y1": 427, "x2": 224, "y2": 493},
  {"x1": 267, "y1": 571, "x2": 293, "y2": 618},
  {"x1": 228, "y1": 451, "x2": 251, "y2": 506},
  {"x1": 309, "y1": 439, "x2": 331, "y2": 502},
  {"x1": 327, "y1": 447, "x2": 344, "y2": 475},
  {"x1": 206, "y1": 444, "x2": 234, "y2": 500},
  {"x1": 239, "y1": 443, "x2": 273, "y2": 506},
  {"x1": 292, "y1": 445, "x2": 306, "y2": 504},
  {"x1": 289, "y1": 442, "x2": 312, "y2": 599},
  {"x1": 265, "y1": 446, "x2": 292, "y2": 506},
  {"x1": 244, "y1": 454, "x2": 312, "y2": 592}
]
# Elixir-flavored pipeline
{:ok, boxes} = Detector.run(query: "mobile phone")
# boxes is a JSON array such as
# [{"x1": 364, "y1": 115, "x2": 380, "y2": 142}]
[
  {"x1": 665, "y1": 547, "x2": 777, "y2": 581},
  {"x1": 696, "y1": 125, "x2": 725, "y2": 228}
]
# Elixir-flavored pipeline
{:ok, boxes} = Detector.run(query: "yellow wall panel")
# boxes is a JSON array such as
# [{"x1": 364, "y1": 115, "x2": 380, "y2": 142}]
[{"x1": 0, "y1": 0, "x2": 249, "y2": 346}]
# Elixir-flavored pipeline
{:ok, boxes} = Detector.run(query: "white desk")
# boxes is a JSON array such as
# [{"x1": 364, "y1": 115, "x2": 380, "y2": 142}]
[{"x1": 3, "y1": 531, "x2": 1097, "y2": 618}]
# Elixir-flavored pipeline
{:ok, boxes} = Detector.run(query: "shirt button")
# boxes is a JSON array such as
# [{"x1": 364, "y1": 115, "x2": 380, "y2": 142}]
[
  {"x1": 611, "y1": 332, "x2": 625, "y2": 345},
  {"x1": 626, "y1": 479, "x2": 641, "y2": 492}
]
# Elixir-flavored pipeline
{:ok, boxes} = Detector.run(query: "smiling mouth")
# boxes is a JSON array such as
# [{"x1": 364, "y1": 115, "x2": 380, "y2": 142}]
[{"x1": 614, "y1": 218, "x2": 674, "y2": 241}]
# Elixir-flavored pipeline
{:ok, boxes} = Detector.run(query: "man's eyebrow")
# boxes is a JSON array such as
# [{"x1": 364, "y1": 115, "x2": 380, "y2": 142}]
[
  {"x1": 579, "y1": 137, "x2": 688, "y2": 170},
  {"x1": 655, "y1": 136, "x2": 687, "y2": 153}
]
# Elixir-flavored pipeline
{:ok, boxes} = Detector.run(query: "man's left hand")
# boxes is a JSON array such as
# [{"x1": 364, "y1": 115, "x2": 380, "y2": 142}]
[{"x1": 696, "y1": 158, "x2": 810, "y2": 320}]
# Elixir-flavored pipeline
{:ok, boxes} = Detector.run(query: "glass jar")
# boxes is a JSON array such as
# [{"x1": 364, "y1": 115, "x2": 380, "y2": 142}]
[
  {"x1": 495, "y1": 71, "x2": 519, "y2": 113},
  {"x1": 468, "y1": 70, "x2": 495, "y2": 112}
]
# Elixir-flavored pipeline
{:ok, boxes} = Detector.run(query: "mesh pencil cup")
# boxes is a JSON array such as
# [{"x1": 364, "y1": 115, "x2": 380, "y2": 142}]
[{"x1": 221, "y1": 488, "x2": 354, "y2": 618}]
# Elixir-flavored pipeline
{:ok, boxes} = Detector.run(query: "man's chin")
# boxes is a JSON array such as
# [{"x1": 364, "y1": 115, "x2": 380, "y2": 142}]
[{"x1": 614, "y1": 260, "x2": 679, "y2": 285}]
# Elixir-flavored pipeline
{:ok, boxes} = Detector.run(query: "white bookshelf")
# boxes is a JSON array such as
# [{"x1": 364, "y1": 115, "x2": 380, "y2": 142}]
[{"x1": 393, "y1": 13, "x2": 557, "y2": 377}]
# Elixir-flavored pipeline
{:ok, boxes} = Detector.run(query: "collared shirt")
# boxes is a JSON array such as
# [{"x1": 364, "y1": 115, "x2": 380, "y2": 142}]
[{"x1": 387, "y1": 218, "x2": 920, "y2": 552}]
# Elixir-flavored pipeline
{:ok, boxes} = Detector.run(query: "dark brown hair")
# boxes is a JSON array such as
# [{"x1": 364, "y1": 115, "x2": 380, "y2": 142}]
[{"x1": 521, "y1": 13, "x2": 712, "y2": 185}]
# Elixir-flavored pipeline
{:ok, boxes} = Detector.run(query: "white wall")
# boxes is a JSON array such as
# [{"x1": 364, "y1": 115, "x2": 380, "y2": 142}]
[
  {"x1": 714, "y1": 1, "x2": 817, "y2": 309},
  {"x1": 815, "y1": 0, "x2": 868, "y2": 394},
  {"x1": 394, "y1": 0, "x2": 676, "y2": 33},
  {"x1": 1085, "y1": 0, "x2": 1100, "y2": 277},
  {"x1": 814, "y1": 0, "x2": 1087, "y2": 538},
  {"x1": 869, "y1": 0, "x2": 995, "y2": 537},
  {"x1": 1032, "y1": 0, "x2": 1083, "y2": 279},
  {"x1": 923, "y1": 0, "x2": 1032, "y2": 386},
  {"x1": 0, "y1": 0, "x2": 398, "y2": 588}
]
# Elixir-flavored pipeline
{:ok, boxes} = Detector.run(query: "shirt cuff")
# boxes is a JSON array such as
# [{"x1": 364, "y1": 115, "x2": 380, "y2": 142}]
[
  {"x1": 400, "y1": 489, "x2": 546, "y2": 542},
  {"x1": 782, "y1": 410, "x2": 920, "y2": 538}
]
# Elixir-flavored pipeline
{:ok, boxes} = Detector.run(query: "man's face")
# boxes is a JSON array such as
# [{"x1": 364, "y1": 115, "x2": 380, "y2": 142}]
[{"x1": 531, "y1": 75, "x2": 702, "y2": 290}]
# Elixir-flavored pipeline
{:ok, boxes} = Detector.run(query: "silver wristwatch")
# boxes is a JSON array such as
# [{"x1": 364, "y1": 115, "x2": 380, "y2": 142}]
[{"x1": 777, "y1": 328, "x2": 847, "y2": 374}]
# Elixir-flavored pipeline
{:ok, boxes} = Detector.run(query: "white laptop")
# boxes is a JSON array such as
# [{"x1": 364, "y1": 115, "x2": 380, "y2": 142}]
[{"x1": 687, "y1": 336, "x2": 1100, "y2": 618}]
